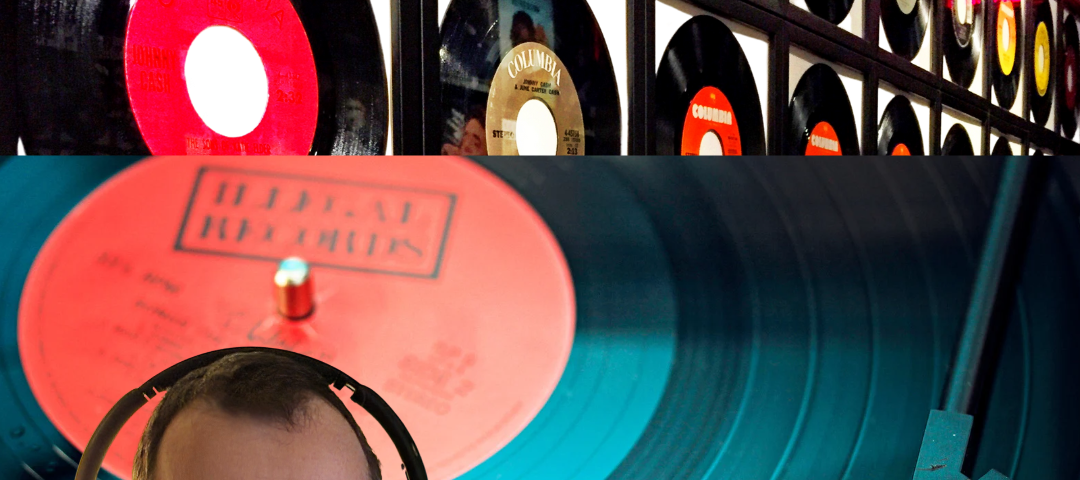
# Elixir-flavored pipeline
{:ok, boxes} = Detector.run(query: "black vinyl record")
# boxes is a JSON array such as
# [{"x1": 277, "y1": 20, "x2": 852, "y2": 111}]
[
  {"x1": 941, "y1": 123, "x2": 975, "y2": 155},
  {"x1": 943, "y1": 0, "x2": 983, "y2": 88},
  {"x1": 991, "y1": 136, "x2": 1015, "y2": 155},
  {"x1": 655, "y1": 16, "x2": 765, "y2": 156},
  {"x1": 2, "y1": 157, "x2": 1079, "y2": 480},
  {"x1": 1028, "y1": 0, "x2": 1054, "y2": 126},
  {"x1": 788, "y1": 64, "x2": 860, "y2": 155},
  {"x1": 15, "y1": 0, "x2": 388, "y2": 155},
  {"x1": 882, "y1": 0, "x2": 930, "y2": 61},
  {"x1": 877, "y1": 95, "x2": 924, "y2": 155},
  {"x1": 990, "y1": 0, "x2": 1022, "y2": 109},
  {"x1": 1059, "y1": 14, "x2": 1080, "y2": 138},
  {"x1": 438, "y1": 0, "x2": 621, "y2": 155},
  {"x1": 0, "y1": 0, "x2": 17, "y2": 156},
  {"x1": 806, "y1": 0, "x2": 855, "y2": 25}
]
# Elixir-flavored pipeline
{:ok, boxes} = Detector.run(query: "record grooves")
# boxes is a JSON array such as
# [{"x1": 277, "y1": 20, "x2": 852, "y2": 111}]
[
  {"x1": 944, "y1": 0, "x2": 983, "y2": 88},
  {"x1": 806, "y1": 0, "x2": 856, "y2": 25},
  {"x1": 877, "y1": 96, "x2": 924, "y2": 155},
  {"x1": 2, "y1": 158, "x2": 1080, "y2": 480},
  {"x1": 942, "y1": 124, "x2": 975, "y2": 155},
  {"x1": 882, "y1": 0, "x2": 930, "y2": 61},
  {"x1": 656, "y1": 16, "x2": 765, "y2": 156}
]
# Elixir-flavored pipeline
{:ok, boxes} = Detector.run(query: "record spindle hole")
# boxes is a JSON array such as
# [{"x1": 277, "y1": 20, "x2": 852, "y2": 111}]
[
  {"x1": 699, "y1": 130, "x2": 724, "y2": 156},
  {"x1": 515, "y1": 98, "x2": 558, "y2": 155},
  {"x1": 184, "y1": 26, "x2": 270, "y2": 138}
]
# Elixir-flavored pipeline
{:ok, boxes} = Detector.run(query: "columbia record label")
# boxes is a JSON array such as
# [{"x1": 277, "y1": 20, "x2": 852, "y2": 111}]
[
  {"x1": 485, "y1": 42, "x2": 584, "y2": 155},
  {"x1": 805, "y1": 122, "x2": 842, "y2": 155},
  {"x1": 439, "y1": 0, "x2": 620, "y2": 155},
  {"x1": 681, "y1": 87, "x2": 740, "y2": 156}
]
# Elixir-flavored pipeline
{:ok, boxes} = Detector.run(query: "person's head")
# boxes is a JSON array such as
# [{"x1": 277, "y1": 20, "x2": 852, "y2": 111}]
[
  {"x1": 460, "y1": 105, "x2": 487, "y2": 155},
  {"x1": 132, "y1": 352, "x2": 381, "y2": 480},
  {"x1": 511, "y1": 11, "x2": 535, "y2": 46}
]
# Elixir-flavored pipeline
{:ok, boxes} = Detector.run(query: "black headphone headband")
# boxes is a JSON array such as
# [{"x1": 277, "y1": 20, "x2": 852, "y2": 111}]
[{"x1": 74, "y1": 347, "x2": 427, "y2": 480}]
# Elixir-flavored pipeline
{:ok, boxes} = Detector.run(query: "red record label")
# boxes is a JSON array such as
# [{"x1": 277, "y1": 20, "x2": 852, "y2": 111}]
[
  {"x1": 891, "y1": 143, "x2": 912, "y2": 156},
  {"x1": 19, "y1": 157, "x2": 575, "y2": 480},
  {"x1": 124, "y1": 0, "x2": 319, "y2": 155},
  {"x1": 805, "y1": 121, "x2": 842, "y2": 156},
  {"x1": 681, "y1": 86, "x2": 742, "y2": 156}
]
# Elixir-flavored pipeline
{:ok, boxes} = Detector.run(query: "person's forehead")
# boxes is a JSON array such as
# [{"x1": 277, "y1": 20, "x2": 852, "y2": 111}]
[{"x1": 155, "y1": 399, "x2": 369, "y2": 480}]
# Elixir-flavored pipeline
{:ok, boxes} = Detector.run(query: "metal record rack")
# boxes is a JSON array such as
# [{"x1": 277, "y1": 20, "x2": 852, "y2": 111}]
[{"x1": 625, "y1": 0, "x2": 1080, "y2": 154}]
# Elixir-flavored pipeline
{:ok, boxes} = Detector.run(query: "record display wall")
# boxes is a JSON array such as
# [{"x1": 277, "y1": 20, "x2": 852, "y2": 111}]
[
  {"x1": 9, "y1": 0, "x2": 1080, "y2": 155},
  {"x1": 625, "y1": 0, "x2": 1080, "y2": 155}
]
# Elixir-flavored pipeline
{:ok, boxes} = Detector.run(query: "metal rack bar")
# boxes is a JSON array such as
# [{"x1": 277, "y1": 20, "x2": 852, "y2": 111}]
[
  {"x1": 628, "y1": 0, "x2": 656, "y2": 155},
  {"x1": 392, "y1": 0, "x2": 441, "y2": 155}
]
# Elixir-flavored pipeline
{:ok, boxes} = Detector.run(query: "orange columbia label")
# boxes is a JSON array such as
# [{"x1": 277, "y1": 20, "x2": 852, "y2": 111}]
[
  {"x1": 681, "y1": 86, "x2": 741, "y2": 156},
  {"x1": 805, "y1": 121, "x2": 842, "y2": 156}
]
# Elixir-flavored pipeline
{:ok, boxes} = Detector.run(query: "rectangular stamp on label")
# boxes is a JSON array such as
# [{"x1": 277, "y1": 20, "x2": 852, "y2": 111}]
[{"x1": 175, "y1": 166, "x2": 456, "y2": 279}]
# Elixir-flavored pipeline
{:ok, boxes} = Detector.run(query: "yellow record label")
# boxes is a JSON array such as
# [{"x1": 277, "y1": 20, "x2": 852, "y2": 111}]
[
  {"x1": 997, "y1": 1, "x2": 1017, "y2": 76},
  {"x1": 1035, "y1": 22, "x2": 1051, "y2": 96},
  {"x1": 486, "y1": 42, "x2": 585, "y2": 155}
]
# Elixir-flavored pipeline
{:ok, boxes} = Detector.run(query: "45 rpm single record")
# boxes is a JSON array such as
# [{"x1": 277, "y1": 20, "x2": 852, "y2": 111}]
[
  {"x1": 882, "y1": 0, "x2": 930, "y2": 61},
  {"x1": 656, "y1": 16, "x2": 765, "y2": 156},
  {"x1": 1059, "y1": 14, "x2": 1080, "y2": 137},
  {"x1": 944, "y1": 0, "x2": 983, "y2": 88},
  {"x1": 16, "y1": 0, "x2": 388, "y2": 155},
  {"x1": 1029, "y1": 0, "x2": 1054, "y2": 125},
  {"x1": 439, "y1": 0, "x2": 621, "y2": 155},
  {"x1": 992, "y1": 135, "x2": 1015, "y2": 155},
  {"x1": 788, "y1": 64, "x2": 860, "y2": 155},
  {"x1": 941, "y1": 123, "x2": 975, "y2": 154},
  {"x1": 990, "y1": 0, "x2": 1022, "y2": 109},
  {"x1": 806, "y1": 0, "x2": 855, "y2": 25},
  {"x1": 877, "y1": 95, "x2": 924, "y2": 155}
]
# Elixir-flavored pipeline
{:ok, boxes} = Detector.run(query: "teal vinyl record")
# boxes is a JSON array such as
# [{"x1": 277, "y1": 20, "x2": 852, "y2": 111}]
[{"x1": 0, "y1": 157, "x2": 1077, "y2": 480}]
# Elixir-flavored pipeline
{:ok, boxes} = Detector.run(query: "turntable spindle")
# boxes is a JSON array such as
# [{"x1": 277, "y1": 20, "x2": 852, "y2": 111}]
[{"x1": 274, "y1": 257, "x2": 315, "y2": 320}]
